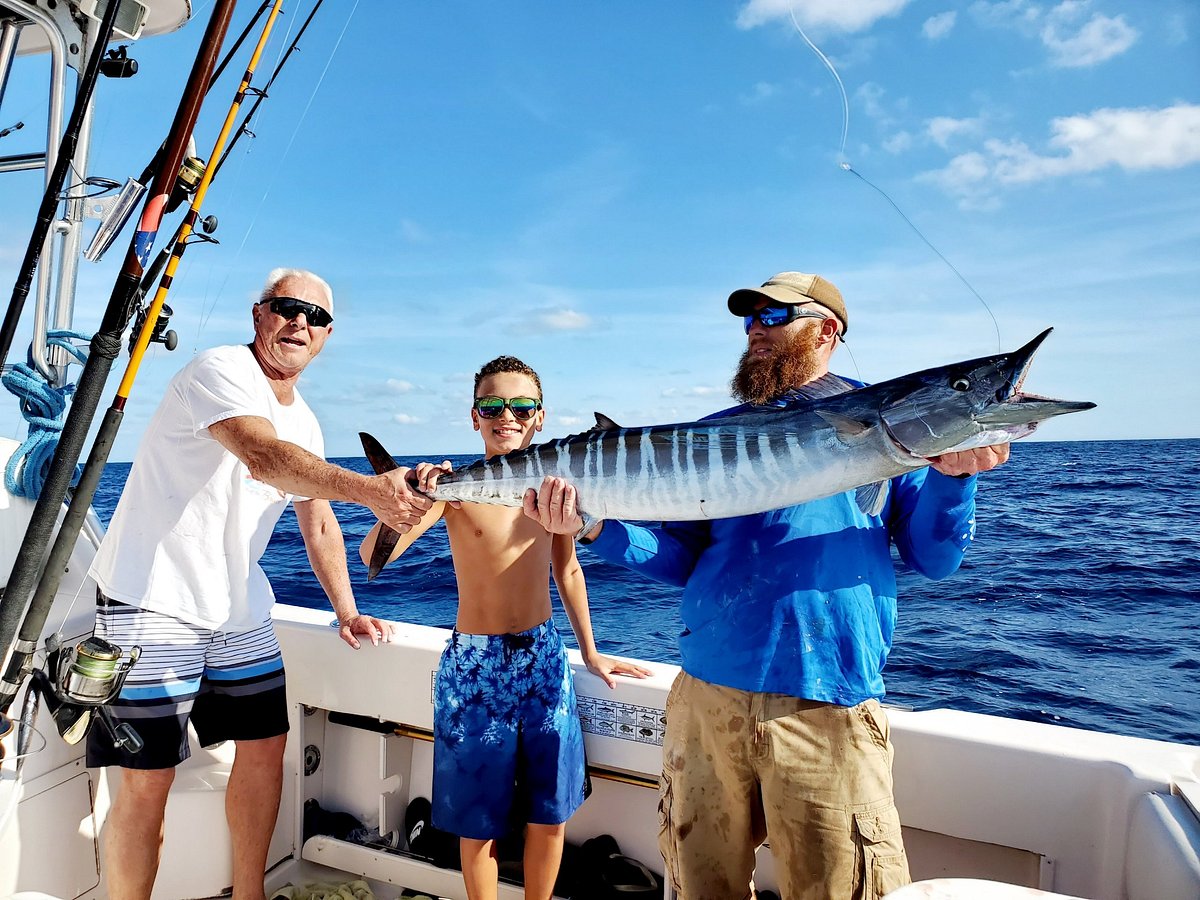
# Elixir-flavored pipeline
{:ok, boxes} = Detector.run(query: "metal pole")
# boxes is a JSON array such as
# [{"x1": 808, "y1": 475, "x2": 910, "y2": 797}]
[
  {"x1": 0, "y1": 0, "x2": 120, "y2": 368},
  {"x1": 0, "y1": 0, "x2": 241, "y2": 711}
]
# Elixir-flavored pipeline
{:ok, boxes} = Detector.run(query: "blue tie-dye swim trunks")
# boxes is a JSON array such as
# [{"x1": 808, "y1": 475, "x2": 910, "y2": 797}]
[{"x1": 432, "y1": 619, "x2": 589, "y2": 840}]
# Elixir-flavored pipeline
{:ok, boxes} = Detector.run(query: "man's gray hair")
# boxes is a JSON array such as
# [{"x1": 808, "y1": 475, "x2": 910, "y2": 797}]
[{"x1": 259, "y1": 268, "x2": 334, "y2": 310}]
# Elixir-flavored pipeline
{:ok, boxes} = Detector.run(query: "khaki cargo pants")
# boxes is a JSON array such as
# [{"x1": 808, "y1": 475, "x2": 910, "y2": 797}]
[{"x1": 657, "y1": 672, "x2": 910, "y2": 900}]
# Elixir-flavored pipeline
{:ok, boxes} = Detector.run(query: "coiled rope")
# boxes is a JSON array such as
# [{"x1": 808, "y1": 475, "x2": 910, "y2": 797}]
[{"x1": 2, "y1": 330, "x2": 89, "y2": 498}]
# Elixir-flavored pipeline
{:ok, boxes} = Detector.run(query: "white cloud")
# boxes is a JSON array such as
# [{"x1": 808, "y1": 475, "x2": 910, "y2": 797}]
[
  {"x1": 1041, "y1": 3, "x2": 1137, "y2": 67},
  {"x1": 397, "y1": 219, "x2": 428, "y2": 243},
  {"x1": 393, "y1": 413, "x2": 423, "y2": 425},
  {"x1": 386, "y1": 378, "x2": 414, "y2": 394},
  {"x1": 921, "y1": 103, "x2": 1200, "y2": 206},
  {"x1": 662, "y1": 386, "x2": 726, "y2": 398},
  {"x1": 856, "y1": 82, "x2": 888, "y2": 122},
  {"x1": 970, "y1": 0, "x2": 1137, "y2": 67},
  {"x1": 927, "y1": 115, "x2": 986, "y2": 149},
  {"x1": 883, "y1": 131, "x2": 914, "y2": 154},
  {"x1": 922, "y1": 11, "x2": 957, "y2": 40},
  {"x1": 533, "y1": 307, "x2": 592, "y2": 331},
  {"x1": 737, "y1": 0, "x2": 910, "y2": 32},
  {"x1": 740, "y1": 81, "x2": 781, "y2": 105}
]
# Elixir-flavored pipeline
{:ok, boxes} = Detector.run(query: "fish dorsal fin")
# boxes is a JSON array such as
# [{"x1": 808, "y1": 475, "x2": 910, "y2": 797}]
[
  {"x1": 790, "y1": 372, "x2": 857, "y2": 402},
  {"x1": 815, "y1": 409, "x2": 874, "y2": 437},
  {"x1": 855, "y1": 481, "x2": 889, "y2": 517},
  {"x1": 592, "y1": 412, "x2": 621, "y2": 431}
]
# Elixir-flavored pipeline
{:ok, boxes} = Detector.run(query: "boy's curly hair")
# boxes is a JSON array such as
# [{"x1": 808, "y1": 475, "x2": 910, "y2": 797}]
[{"x1": 473, "y1": 356, "x2": 543, "y2": 401}]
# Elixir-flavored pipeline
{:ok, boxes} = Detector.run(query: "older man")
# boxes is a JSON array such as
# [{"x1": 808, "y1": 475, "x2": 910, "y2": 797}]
[
  {"x1": 87, "y1": 268, "x2": 429, "y2": 900},
  {"x1": 525, "y1": 272, "x2": 1009, "y2": 899}
]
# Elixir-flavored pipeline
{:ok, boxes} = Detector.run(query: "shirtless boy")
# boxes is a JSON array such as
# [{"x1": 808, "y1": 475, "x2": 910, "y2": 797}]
[{"x1": 361, "y1": 355, "x2": 648, "y2": 900}]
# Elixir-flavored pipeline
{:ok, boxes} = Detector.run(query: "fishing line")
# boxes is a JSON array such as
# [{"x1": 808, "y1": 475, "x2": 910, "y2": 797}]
[
  {"x1": 196, "y1": 0, "x2": 359, "y2": 344},
  {"x1": 787, "y1": 6, "x2": 849, "y2": 163},
  {"x1": 0, "y1": 0, "x2": 241, "y2": 713},
  {"x1": 785, "y1": 6, "x2": 1002, "y2": 351},
  {"x1": 8, "y1": 0, "x2": 289, "y2": 699}
]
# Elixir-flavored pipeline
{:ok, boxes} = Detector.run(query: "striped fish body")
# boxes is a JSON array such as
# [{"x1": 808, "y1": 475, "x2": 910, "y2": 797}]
[
  {"x1": 429, "y1": 402, "x2": 909, "y2": 520},
  {"x1": 427, "y1": 329, "x2": 1094, "y2": 522}
]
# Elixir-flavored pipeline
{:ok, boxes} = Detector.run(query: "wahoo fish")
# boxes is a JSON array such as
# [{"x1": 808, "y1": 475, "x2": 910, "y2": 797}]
[{"x1": 361, "y1": 329, "x2": 1093, "y2": 578}]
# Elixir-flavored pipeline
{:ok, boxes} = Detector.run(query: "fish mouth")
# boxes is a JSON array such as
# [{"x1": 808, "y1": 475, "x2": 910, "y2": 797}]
[
  {"x1": 879, "y1": 328, "x2": 1097, "y2": 459},
  {"x1": 976, "y1": 328, "x2": 1097, "y2": 428}
]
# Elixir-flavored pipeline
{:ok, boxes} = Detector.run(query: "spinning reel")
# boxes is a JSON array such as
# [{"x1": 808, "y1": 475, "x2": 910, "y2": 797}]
[{"x1": 33, "y1": 635, "x2": 143, "y2": 752}]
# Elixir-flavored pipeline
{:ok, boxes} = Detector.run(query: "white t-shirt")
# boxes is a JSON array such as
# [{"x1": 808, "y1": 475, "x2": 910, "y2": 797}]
[{"x1": 90, "y1": 344, "x2": 324, "y2": 631}]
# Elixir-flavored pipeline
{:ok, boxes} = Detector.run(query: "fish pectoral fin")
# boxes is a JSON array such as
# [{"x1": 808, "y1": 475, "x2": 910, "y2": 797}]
[
  {"x1": 855, "y1": 481, "x2": 889, "y2": 517},
  {"x1": 591, "y1": 413, "x2": 621, "y2": 431},
  {"x1": 815, "y1": 409, "x2": 875, "y2": 437}
]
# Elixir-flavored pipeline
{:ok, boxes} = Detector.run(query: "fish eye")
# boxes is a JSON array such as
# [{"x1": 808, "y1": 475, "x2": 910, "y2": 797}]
[{"x1": 951, "y1": 377, "x2": 971, "y2": 392}]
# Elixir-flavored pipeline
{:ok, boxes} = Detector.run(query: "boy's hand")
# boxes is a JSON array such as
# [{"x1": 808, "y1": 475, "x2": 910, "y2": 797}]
[
  {"x1": 523, "y1": 476, "x2": 584, "y2": 534},
  {"x1": 339, "y1": 613, "x2": 395, "y2": 649},
  {"x1": 412, "y1": 460, "x2": 460, "y2": 508},
  {"x1": 584, "y1": 652, "x2": 653, "y2": 689}
]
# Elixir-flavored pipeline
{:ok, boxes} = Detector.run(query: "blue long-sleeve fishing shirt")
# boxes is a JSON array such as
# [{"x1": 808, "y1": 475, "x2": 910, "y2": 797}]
[{"x1": 586, "y1": 393, "x2": 979, "y2": 707}]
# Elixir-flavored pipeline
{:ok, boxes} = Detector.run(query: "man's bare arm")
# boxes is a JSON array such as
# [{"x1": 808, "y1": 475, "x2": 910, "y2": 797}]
[
  {"x1": 208, "y1": 415, "x2": 429, "y2": 532},
  {"x1": 295, "y1": 499, "x2": 394, "y2": 648}
]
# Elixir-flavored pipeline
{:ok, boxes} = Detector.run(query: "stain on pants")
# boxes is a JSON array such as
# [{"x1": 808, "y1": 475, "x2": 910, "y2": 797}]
[{"x1": 657, "y1": 672, "x2": 910, "y2": 900}]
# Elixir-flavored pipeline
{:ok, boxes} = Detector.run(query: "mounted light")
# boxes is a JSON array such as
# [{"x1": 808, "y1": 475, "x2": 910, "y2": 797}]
[{"x1": 77, "y1": 0, "x2": 149, "y2": 41}]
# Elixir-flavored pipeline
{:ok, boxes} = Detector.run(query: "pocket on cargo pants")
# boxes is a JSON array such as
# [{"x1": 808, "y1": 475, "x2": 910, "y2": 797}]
[
  {"x1": 657, "y1": 762, "x2": 682, "y2": 893},
  {"x1": 657, "y1": 678, "x2": 684, "y2": 893},
  {"x1": 852, "y1": 803, "x2": 910, "y2": 900}
]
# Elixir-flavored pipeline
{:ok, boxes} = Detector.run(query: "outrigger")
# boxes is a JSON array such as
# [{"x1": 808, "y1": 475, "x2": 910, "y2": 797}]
[{"x1": 1, "y1": 4, "x2": 1198, "y2": 899}]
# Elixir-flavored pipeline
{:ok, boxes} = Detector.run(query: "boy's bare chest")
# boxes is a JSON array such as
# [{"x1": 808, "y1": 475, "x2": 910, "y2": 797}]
[{"x1": 444, "y1": 504, "x2": 549, "y2": 556}]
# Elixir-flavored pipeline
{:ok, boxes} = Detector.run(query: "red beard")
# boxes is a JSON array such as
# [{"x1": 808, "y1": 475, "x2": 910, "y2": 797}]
[{"x1": 730, "y1": 324, "x2": 824, "y2": 405}]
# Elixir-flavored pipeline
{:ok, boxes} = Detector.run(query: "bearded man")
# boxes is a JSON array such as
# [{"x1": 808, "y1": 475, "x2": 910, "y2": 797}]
[{"x1": 524, "y1": 272, "x2": 1009, "y2": 900}]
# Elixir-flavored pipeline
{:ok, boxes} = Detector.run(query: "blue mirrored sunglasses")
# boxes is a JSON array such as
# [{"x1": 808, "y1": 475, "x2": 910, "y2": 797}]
[
  {"x1": 265, "y1": 296, "x2": 333, "y2": 328},
  {"x1": 742, "y1": 304, "x2": 828, "y2": 334}
]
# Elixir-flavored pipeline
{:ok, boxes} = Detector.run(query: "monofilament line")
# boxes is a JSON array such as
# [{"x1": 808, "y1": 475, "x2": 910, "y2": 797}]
[
  {"x1": 786, "y1": 6, "x2": 1001, "y2": 351},
  {"x1": 197, "y1": 0, "x2": 361, "y2": 342}
]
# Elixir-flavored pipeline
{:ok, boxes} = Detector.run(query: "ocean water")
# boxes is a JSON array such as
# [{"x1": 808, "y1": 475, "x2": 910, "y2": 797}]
[{"x1": 92, "y1": 439, "x2": 1200, "y2": 745}]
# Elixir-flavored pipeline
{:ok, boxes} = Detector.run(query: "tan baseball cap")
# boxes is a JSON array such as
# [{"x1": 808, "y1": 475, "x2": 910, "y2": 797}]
[{"x1": 727, "y1": 271, "x2": 849, "y2": 335}]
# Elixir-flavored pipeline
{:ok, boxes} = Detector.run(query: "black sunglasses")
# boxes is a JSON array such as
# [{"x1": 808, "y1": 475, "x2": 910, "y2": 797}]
[
  {"x1": 263, "y1": 296, "x2": 333, "y2": 328},
  {"x1": 473, "y1": 396, "x2": 542, "y2": 420}
]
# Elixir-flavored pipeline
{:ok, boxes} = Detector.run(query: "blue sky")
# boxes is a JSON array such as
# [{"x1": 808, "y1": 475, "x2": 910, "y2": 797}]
[{"x1": 1, "y1": 0, "x2": 1197, "y2": 460}]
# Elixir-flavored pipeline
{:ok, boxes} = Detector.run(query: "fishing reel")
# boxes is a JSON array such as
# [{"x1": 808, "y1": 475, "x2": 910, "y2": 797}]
[
  {"x1": 167, "y1": 155, "x2": 206, "y2": 213},
  {"x1": 128, "y1": 301, "x2": 178, "y2": 354},
  {"x1": 34, "y1": 635, "x2": 143, "y2": 752}
]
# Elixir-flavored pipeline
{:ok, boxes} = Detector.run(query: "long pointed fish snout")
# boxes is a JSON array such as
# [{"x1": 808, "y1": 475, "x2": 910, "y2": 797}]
[{"x1": 985, "y1": 328, "x2": 1096, "y2": 425}]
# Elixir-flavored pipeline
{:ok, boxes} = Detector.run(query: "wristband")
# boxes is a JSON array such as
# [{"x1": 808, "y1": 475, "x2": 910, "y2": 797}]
[{"x1": 575, "y1": 514, "x2": 601, "y2": 544}]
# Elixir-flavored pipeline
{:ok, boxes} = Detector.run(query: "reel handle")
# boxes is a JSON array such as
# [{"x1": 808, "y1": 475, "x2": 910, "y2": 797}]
[{"x1": 96, "y1": 705, "x2": 143, "y2": 753}]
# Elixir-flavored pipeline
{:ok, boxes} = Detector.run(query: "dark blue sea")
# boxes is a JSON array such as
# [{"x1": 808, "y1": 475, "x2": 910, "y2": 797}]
[{"x1": 92, "y1": 439, "x2": 1200, "y2": 745}]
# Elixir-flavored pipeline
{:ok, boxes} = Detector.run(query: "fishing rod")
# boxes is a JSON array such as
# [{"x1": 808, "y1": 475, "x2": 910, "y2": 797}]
[
  {"x1": 131, "y1": 0, "x2": 273, "y2": 190},
  {"x1": 213, "y1": 0, "x2": 326, "y2": 179},
  {"x1": 121, "y1": 0, "x2": 326, "y2": 305},
  {"x1": 0, "y1": 0, "x2": 288, "y2": 739},
  {"x1": 0, "y1": 0, "x2": 125, "y2": 368},
  {"x1": 0, "y1": 0, "x2": 242, "y2": 712},
  {"x1": 84, "y1": 0, "x2": 274, "y2": 263},
  {"x1": 7, "y1": 0, "x2": 290, "y2": 705}
]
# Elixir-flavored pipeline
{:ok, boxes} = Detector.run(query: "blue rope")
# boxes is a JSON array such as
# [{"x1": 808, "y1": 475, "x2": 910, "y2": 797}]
[{"x1": 3, "y1": 330, "x2": 90, "y2": 499}]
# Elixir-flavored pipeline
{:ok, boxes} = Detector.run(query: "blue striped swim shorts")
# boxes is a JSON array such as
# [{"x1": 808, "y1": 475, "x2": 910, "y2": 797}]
[
  {"x1": 432, "y1": 619, "x2": 589, "y2": 840},
  {"x1": 85, "y1": 595, "x2": 288, "y2": 769}
]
